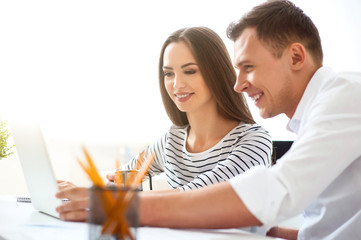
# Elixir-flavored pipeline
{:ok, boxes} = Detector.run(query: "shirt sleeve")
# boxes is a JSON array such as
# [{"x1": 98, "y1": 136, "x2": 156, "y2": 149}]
[
  {"x1": 123, "y1": 132, "x2": 167, "y2": 176},
  {"x1": 230, "y1": 77, "x2": 361, "y2": 226},
  {"x1": 180, "y1": 125, "x2": 273, "y2": 191}
]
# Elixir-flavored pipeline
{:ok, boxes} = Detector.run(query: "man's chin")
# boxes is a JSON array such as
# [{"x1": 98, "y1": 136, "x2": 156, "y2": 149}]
[{"x1": 259, "y1": 109, "x2": 279, "y2": 119}]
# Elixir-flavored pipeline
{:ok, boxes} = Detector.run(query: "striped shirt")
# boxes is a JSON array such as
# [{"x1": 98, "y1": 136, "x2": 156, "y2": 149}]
[{"x1": 125, "y1": 122, "x2": 272, "y2": 191}]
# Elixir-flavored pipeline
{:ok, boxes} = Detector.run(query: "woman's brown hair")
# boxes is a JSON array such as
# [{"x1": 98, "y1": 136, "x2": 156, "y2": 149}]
[{"x1": 158, "y1": 26, "x2": 255, "y2": 126}]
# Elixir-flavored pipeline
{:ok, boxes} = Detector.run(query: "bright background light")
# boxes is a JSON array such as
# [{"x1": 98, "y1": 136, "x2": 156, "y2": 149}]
[
  {"x1": 0, "y1": 0, "x2": 360, "y2": 194},
  {"x1": 1, "y1": 0, "x2": 360, "y2": 143}
]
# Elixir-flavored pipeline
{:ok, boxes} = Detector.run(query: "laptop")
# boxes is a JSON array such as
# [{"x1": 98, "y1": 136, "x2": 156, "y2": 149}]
[{"x1": 9, "y1": 120, "x2": 61, "y2": 218}]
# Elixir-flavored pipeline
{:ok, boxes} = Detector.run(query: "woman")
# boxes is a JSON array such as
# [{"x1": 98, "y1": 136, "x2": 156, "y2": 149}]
[
  {"x1": 56, "y1": 27, "x2": 272, "y2": 221},
  {"x1": 109, "y1": 26, "x2": 272, "y2": 190}
]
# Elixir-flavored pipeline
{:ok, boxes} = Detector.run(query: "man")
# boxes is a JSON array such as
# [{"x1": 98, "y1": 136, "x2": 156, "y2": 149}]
[
  {"x1": 57, "y1": 1, "x2": 361, "y2": 239},
  {"x1": 137, "y1": 1, "x2": 361, "y2": 239}
]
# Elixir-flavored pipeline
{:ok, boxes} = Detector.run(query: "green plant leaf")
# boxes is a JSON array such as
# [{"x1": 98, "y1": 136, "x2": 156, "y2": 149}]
[{"x1": 0, "y1": 121, "x2": 15, "y2": 159}]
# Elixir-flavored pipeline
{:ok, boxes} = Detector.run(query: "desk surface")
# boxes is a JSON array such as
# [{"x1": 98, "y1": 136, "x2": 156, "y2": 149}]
[{"x1": 0, "y1": 196, "x2": 279, "y2": 240}]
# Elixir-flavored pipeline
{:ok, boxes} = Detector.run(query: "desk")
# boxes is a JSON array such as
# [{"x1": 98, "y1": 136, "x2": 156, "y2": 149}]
[{"x1": 0, "y1": 196, "x2": 279, "y2": 240}]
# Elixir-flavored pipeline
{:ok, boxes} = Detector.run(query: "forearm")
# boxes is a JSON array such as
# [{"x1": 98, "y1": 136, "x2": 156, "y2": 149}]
[
  {"x1": 267, "y1": 226, "x2": 299, "y2": 240},
  {"x1": 139, "y1": 181, "x2": 262, "y2": 228}
]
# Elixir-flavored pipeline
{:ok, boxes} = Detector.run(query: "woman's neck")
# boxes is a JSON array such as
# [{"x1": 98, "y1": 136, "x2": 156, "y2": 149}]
[{"x1": 186, "y1": 111, "x2": 239, "y2": 153}]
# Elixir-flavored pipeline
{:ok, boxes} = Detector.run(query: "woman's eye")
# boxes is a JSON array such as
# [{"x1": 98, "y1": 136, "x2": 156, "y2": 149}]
[
  {"x1": 164, "y1": 72, "x2": 174, "y2": 77},
  {"x1": 185, "y1": 69, "x2": 196, "y2": 75}
]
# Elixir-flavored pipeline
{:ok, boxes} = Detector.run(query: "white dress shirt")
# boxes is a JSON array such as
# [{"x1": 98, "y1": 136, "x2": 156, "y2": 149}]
[{"x1": 230, "y1": 67, "x2": 361, "y2": 239}]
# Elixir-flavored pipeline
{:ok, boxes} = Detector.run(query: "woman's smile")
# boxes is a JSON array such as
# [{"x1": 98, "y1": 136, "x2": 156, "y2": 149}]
[{"x1": 174, "y1": 92, "x2": 194, "y2": 102}]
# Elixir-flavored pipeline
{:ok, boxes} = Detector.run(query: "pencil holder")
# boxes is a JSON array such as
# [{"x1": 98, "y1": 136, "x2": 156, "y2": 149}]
[
  {"x1": 88, "y1": 186, "x2": 139, "y2": 240},
  {"x1": 115, "y1": 170, "x2": 143, "y2": 191}
]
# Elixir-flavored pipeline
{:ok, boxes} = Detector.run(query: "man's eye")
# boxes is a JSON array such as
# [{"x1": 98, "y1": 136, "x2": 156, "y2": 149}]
[{"x1": 244, "y1": 65, "x2": 253, "y2": 73}]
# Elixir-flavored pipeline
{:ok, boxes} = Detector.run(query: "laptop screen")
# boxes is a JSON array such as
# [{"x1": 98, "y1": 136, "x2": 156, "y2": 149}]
[{"x1": 9, "y1": 121, "x2": 61, "y2": 218}]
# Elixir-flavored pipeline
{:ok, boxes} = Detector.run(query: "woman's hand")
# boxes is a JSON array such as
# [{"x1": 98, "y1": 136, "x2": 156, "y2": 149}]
[
  {"x1": 55, "y1": 182, "x2": 89, "y2": 222},
  {"x1": 106, "y1": 172, "x2": 116, "y2": 183},
  {"x1": 57, "y1": 180, "x2": 77, "y2": 190}
]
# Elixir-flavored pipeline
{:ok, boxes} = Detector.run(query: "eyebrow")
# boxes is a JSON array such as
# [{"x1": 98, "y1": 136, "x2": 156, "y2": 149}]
[
  {"x1": 181, "y1": 63, "x2": 197, "y2": 68},
  {"x1": 235, "y1": 60, "x2": 249, "y2": 69},
  {"x1": 163, "y1": 62, "x2": 198, "y2": 70}
]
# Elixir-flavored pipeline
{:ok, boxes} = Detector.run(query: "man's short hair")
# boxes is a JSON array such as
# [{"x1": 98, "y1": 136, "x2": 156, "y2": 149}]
[{"x1": 227, "y1": 0, "x2": 323, "y2": 66}]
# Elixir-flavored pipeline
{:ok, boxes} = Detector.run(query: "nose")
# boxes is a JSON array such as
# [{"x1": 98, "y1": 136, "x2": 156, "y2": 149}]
[
  {"x1": 173, "y1": 74, "x2": 186, "y2": 89},
  {"x1": 234, "y1": 74, "x2": 249, "y2": 93}
]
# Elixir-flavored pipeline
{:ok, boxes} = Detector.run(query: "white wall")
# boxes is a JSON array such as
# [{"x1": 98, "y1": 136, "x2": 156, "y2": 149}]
[
  {"x1": 0, "y1": 0, "x2": 360, "y2": 194},
  {"x1": 1, "y1": 0, "x2": 360, "y2": 143}
]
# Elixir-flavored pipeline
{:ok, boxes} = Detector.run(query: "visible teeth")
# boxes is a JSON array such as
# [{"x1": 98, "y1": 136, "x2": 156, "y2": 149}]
[
  {"x1": 251, "y1": 93, "x2": 263, "y2": 101},
  {"x1": 176, "y1": 93, "x2": 191, "y2": 98}
]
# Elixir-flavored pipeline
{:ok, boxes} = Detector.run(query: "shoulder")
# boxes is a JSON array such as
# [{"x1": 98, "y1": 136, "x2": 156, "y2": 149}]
[
  {"x1": 315, "y1": 69, "x2": 361, "y2": 113},
  {"x1": 231, "y1": 122, "x2": 271, "y2": 139},
  {"x1": 166, "y1": 124, "x2": 188, "y2": 140},
  {"x1": 332, "y1": 71, "x2": 361, "y2": 85},
  {"x1": 226, "y1": 123, "x2": 272, "y2": 149},
  {"x1": 316, "y1": 68, "x2": 361, "y2": 95},
  {"x1": 169, "y1": 124, "x2": 188, "y2": 133}
]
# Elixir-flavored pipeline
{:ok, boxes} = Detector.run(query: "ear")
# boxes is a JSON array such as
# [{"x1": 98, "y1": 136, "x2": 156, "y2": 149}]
[{"x1": 289, "y1": 43, "x2": 306, "y2": 70}]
